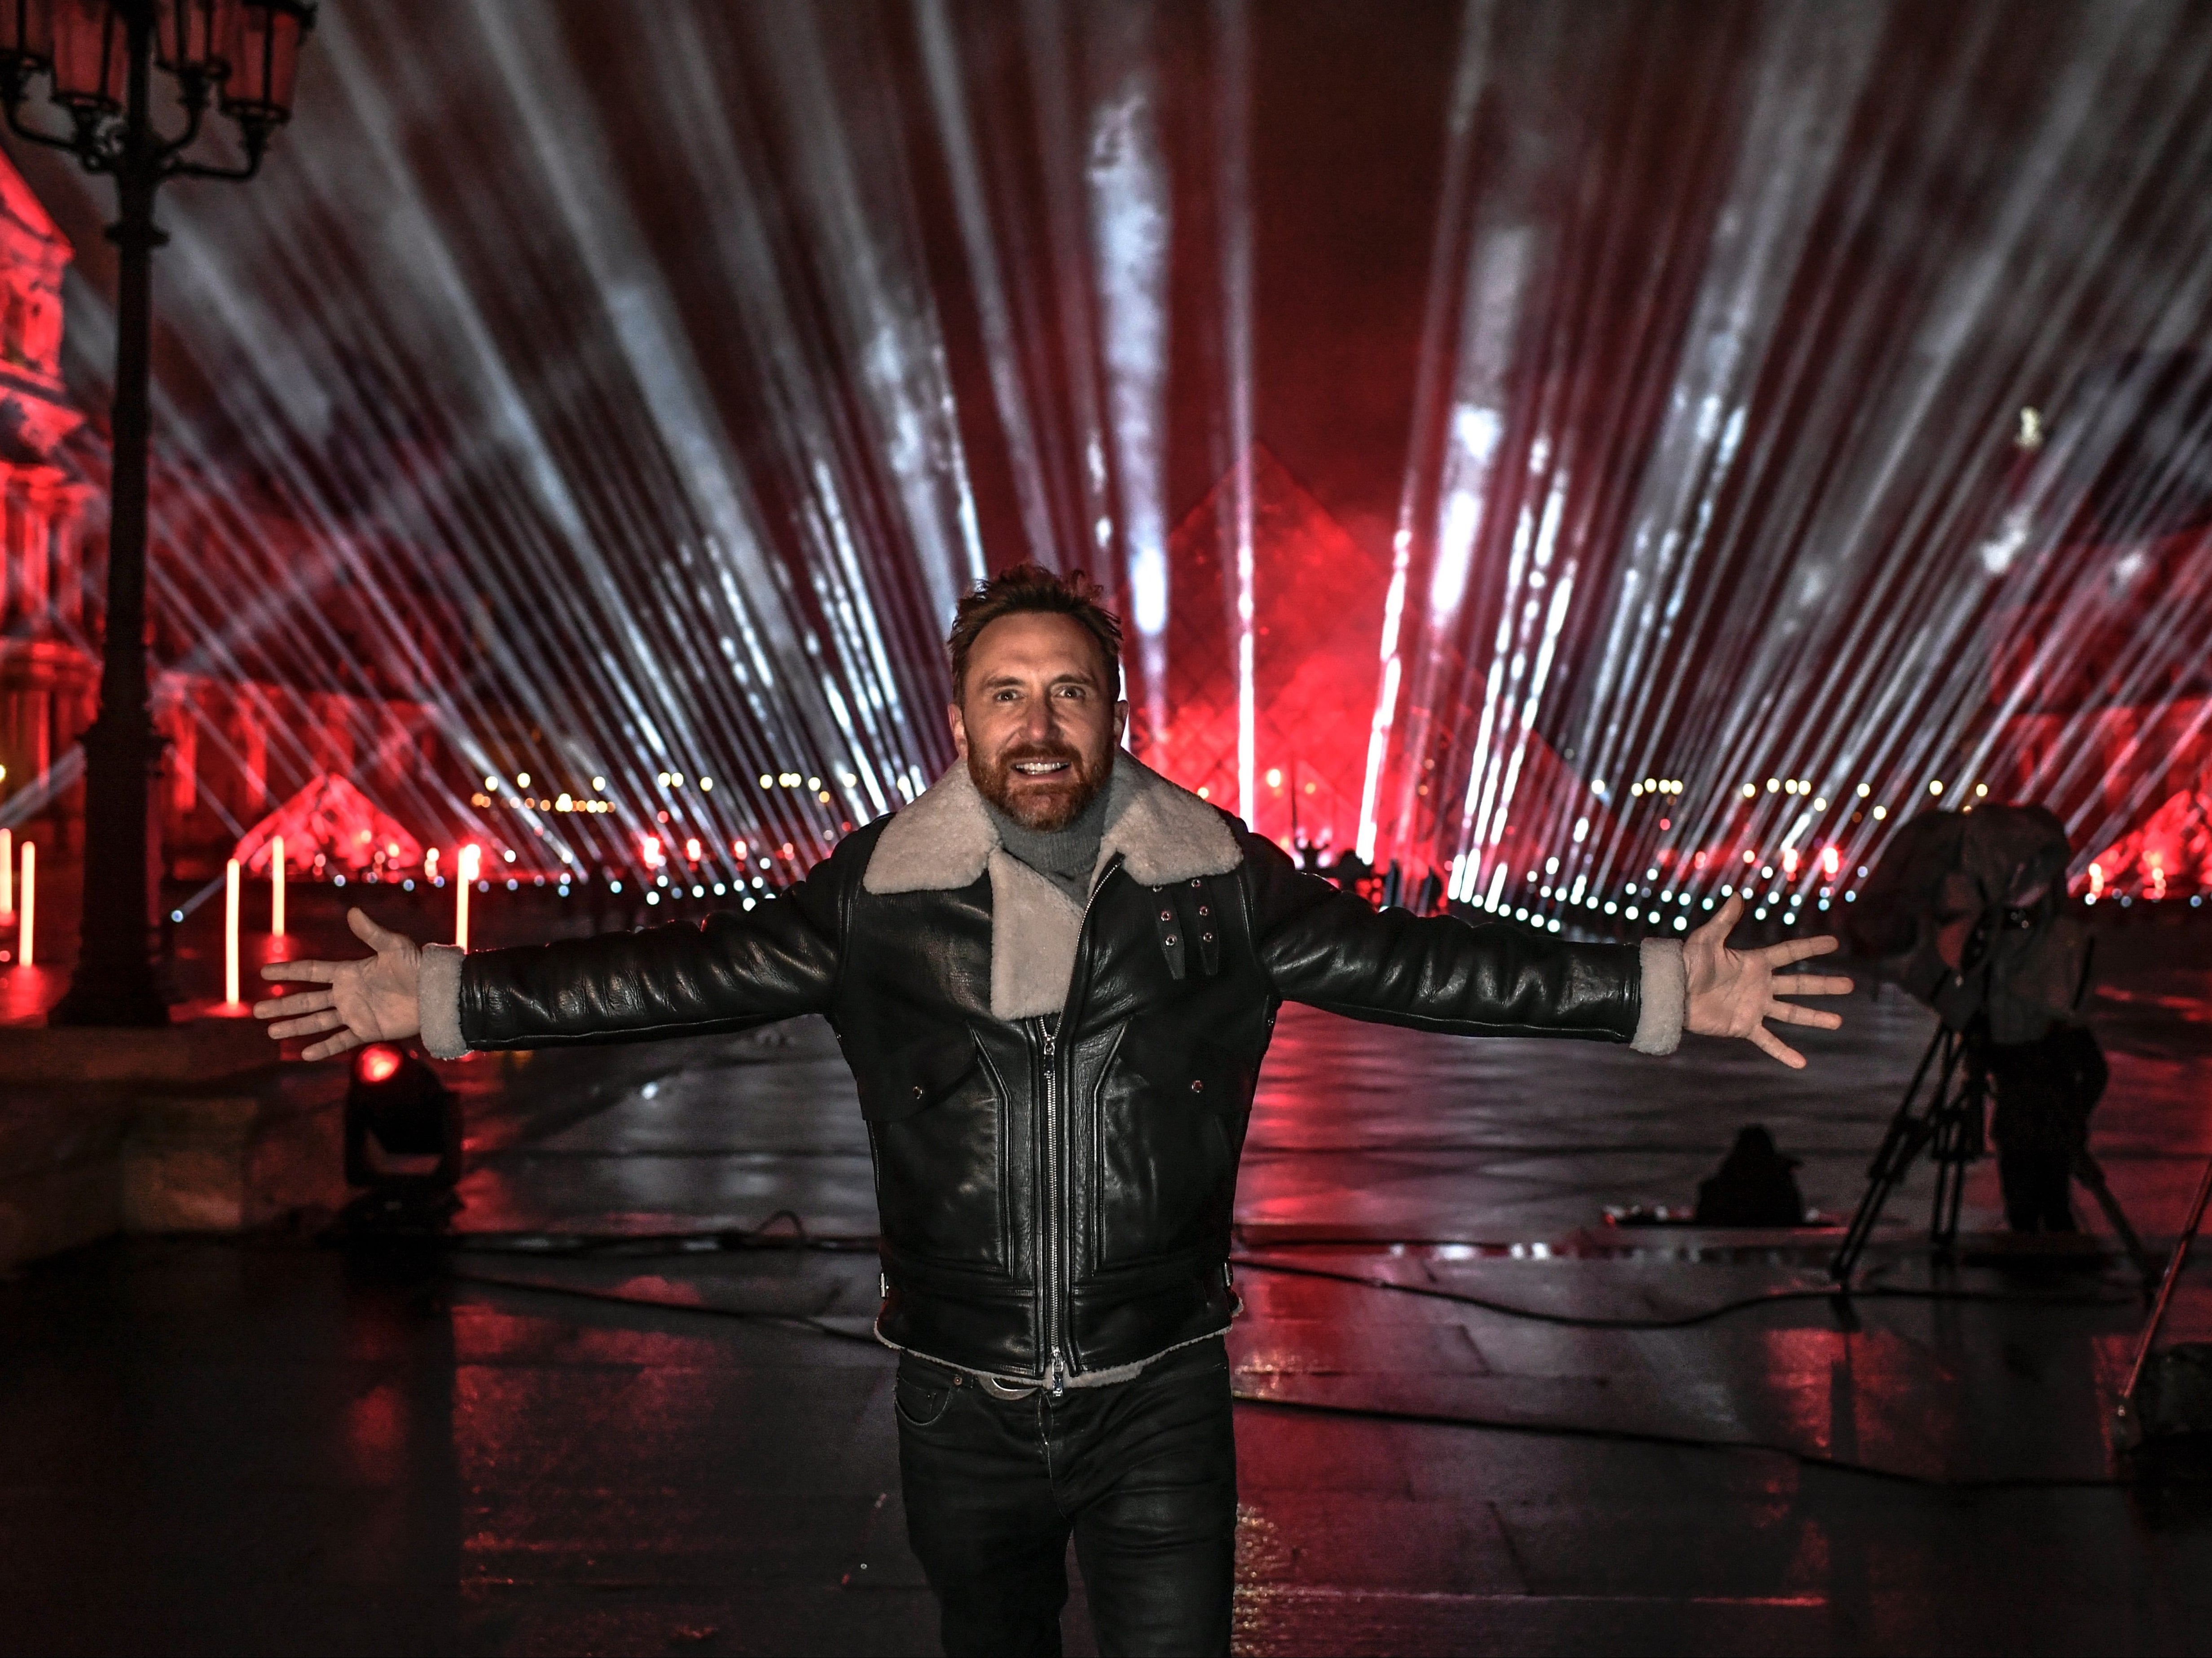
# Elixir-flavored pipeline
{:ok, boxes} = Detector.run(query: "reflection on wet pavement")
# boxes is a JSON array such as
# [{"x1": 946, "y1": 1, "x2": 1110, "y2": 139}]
[{"x1": 7, "y1": 920, "x2": 2212, "y2": 1653}]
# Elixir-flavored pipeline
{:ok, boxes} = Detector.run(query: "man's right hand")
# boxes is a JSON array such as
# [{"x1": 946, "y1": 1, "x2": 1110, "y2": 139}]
[{"x1": 254, "y1": 907, "x2": 423, "y2": 1061}]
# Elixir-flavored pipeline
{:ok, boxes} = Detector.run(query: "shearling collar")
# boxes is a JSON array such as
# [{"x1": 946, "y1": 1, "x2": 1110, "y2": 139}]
[
  {"x1": 863, "y1": 750, "x2": 1243, "y2": 897},
  {"x1": 865, "y1": 752, "x2": 1241, "y2": 1021}
]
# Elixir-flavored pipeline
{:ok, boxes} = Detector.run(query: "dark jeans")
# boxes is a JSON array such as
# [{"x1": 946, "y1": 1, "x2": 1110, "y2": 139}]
[
  {"x1": 1999, "y1": 1146, "x2": 2078, "y2": 1233},
  {"x1": 895, "y1": 1336, "x2": 1236, "y2": 1658}
]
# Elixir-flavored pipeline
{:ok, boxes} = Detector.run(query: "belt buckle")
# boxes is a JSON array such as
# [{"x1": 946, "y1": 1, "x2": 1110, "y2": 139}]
[{"x1": 978, "y1": 1373, "x2": 1041, "y2": 1399}]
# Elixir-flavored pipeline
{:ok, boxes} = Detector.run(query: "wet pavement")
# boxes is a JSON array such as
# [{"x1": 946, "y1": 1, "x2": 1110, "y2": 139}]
[{"x1": 8, "y1": 905, "x2": 2212, "y2": 1654}]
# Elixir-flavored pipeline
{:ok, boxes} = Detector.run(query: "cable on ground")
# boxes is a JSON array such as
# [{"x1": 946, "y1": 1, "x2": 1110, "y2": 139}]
[
  {"x1": 1226, "y1": 1254, "x2": 2142, "y2": 1329},
  {"x1": 428, "y1": 1224, "x2": 2150, "y2": 1330},
  {"x1": 447, "y1": 1267, "x2": 2140, "y2": 1491}
]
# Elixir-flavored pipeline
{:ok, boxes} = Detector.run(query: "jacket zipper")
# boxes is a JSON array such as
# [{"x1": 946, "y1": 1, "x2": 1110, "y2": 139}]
[
  {"x1": 1041, "y1": 1021, "x2": 1064, "y2": 1397},
  {"x1": 1041, "y1": 855, "x2": 1121, "y2": 1400}
]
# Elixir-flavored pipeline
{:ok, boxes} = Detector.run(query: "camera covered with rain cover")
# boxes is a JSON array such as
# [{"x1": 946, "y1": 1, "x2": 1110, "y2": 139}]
[
  {"x1": 1846, "y1": 803, "x2": 2091, "y2": 1040},
  {"x1": 1827, "y1": 803, "x2": 2146, "y2": 1287}
]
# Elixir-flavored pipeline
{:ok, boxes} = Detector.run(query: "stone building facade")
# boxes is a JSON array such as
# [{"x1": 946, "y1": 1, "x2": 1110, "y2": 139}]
[
  {"x1": 0, "y1": 154, "x2": 444, "y2": 877},
  {"x1": 0, "y1": 156, "x2": 96, "y2": 853}
]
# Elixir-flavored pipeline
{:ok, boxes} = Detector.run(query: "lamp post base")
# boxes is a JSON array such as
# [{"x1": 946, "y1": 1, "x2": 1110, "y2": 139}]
[{"x1": 49, "y1": 705, "x2": 172, "y2": 1030}]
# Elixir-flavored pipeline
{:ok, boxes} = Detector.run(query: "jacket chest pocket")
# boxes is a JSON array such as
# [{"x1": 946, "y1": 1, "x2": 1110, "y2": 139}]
[
  {"x1": 861, "y1": 1032, "x2": 1010, "y2": 1272},
  {"x1": 1146, "y1": 880, "x2": 1224, "y2": 982},
  {"x1": 1091, "y1": 1034, "x2": 1249, "y2": 1271}
]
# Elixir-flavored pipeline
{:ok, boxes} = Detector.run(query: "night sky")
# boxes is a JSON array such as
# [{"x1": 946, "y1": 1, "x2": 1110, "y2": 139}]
[{"x1": 8, "y1": 1, "x2": 2212, "y2": 904}]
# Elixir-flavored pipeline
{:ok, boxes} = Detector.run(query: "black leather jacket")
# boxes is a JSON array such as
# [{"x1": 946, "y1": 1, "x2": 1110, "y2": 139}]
[{"x1": 454, "y1": 763, "x2": 1647, "y2": 1388}]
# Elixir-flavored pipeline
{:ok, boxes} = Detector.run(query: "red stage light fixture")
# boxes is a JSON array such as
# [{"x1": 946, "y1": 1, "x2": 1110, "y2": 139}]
[
  {"x1": 344, "y1": 1044, "x2": 460, "y2": 1191},
  {"x1": 355, "y1": 1043, "x2": 402, "y2": 1085}
]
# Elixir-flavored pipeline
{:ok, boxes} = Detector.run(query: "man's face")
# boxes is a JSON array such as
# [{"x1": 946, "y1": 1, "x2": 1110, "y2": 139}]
[{"x1": 950, "y1": 611, "x2": 1126, "y2": 831}]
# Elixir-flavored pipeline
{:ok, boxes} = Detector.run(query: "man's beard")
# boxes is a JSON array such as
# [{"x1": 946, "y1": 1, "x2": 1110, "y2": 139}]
[{"x1": 971, "y1": 737, "x2": 1111, "y2": 831}]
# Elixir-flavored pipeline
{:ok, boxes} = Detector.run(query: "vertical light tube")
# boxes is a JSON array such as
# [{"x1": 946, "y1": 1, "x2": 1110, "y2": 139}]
[
  {"x1": 18, "y1": 841, "x2": 31, "y2": 967},
  {"x1": 1216, "y1": 0, "x2": 1257, "y2": 824},
  {"x1": 456, "y1": 844, "x2": 480, "y2": 951},
  {"x1": 0, "y1": 826, "x2": 12, "y2": 915},
  {"x1": 225, "y1": 858, "x2": 242, "y2": 1005},
  {"x1": 271, "y1": 834, "x2": 286, "y2": 938}
]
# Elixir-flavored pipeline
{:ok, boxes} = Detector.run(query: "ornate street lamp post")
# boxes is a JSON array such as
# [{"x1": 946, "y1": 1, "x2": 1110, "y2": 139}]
[{"x1": 0, "y1": 0, "x2": 314, "y2": 1026}]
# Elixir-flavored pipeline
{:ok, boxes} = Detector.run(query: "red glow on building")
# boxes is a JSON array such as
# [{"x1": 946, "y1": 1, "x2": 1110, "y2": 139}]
[
  {"x1": 234, "y1": 772, "x2": 422, "y2": 876},
  {"x1": 1152, "y1": 450, "x2": 1383, "y2": 854},
  {"x1": 2082, "y1": 788, "x2": 2212, "y2": 898}
]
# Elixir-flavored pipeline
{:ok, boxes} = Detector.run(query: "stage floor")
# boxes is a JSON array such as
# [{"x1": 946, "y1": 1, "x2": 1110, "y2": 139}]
[{"x1": 7, "y1": 918, "x2": 2212, "y2": 1654}]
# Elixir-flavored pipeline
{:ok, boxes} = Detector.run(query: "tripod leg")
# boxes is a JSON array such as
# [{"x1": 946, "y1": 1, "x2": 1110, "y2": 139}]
[
  {"x1": 1930, "y1": 1143, "x2": 1972, "y2": 1258},
  {"x1": 2123, "y1": 1153, "x2": 2212, "y2": 1407},
  {"x1": 1831, "y1": 1122, "x2": 1931, "y2": 1283},
  {"x1": 1922, "y1": 1043, "x2": 1976, "y2": 1255},
  {"x1": 2072, "y1": 1150, "x2": 2155, "y2": 1295},
  {"x1": 1927, "y1": 1108, "x2": 1956, "y2": 1249},
  {"x1": 1930, "y1": 1154, "x2": 1959, "y2": 1253},
  {"x1": 1830, "y1": 1026, "x2": 1953, "y2": 1285}
]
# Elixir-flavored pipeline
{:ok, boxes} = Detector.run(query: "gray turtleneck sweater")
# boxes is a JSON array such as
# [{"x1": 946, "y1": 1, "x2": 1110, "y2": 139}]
[{"x1": 981, "y1": 780, "x2": 1111, "y2": 907}]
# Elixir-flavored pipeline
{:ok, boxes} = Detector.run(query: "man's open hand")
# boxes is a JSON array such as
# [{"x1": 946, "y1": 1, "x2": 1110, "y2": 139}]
[
  {"x1": 252, "y1": 908, "x2": 423, "y2": 1062},
  {"x1": 1683, "y1": 895, "x2": 1854, "y2": 1069}
]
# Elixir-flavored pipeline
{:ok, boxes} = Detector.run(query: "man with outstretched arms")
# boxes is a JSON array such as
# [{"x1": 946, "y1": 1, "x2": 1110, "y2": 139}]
[{"x1": 258, "y1": 564, "x2": 1851, "y2": 1658}]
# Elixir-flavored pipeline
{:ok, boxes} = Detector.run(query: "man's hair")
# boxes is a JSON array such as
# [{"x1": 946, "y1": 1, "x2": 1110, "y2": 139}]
[{"x1": 946, "y1": 563, "x2": 1123, "y2": 698}]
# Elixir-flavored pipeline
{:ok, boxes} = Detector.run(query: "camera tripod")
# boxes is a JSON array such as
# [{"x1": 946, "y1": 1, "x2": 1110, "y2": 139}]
[
  {"x1": 1829, "y1": 1019, "x2": 1986, "y2": 1285},
  {"x1": 1829, "y1": 1016, "x2": 2155, "y2": 1291}
]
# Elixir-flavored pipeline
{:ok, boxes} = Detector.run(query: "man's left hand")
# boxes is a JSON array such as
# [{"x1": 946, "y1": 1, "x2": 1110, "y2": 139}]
[{"x1": 1683, "y1": 895, "x2": 1854, "y2": 1069}]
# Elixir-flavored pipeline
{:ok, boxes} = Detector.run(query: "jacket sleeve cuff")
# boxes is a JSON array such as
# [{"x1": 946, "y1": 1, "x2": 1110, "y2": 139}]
[
  {"x1": 1632, "y1": 938, "x2": 1687, "y2": 1056},
  {"x1": 418, "y1": 943, "x2": 469, "y2": 1060}
]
